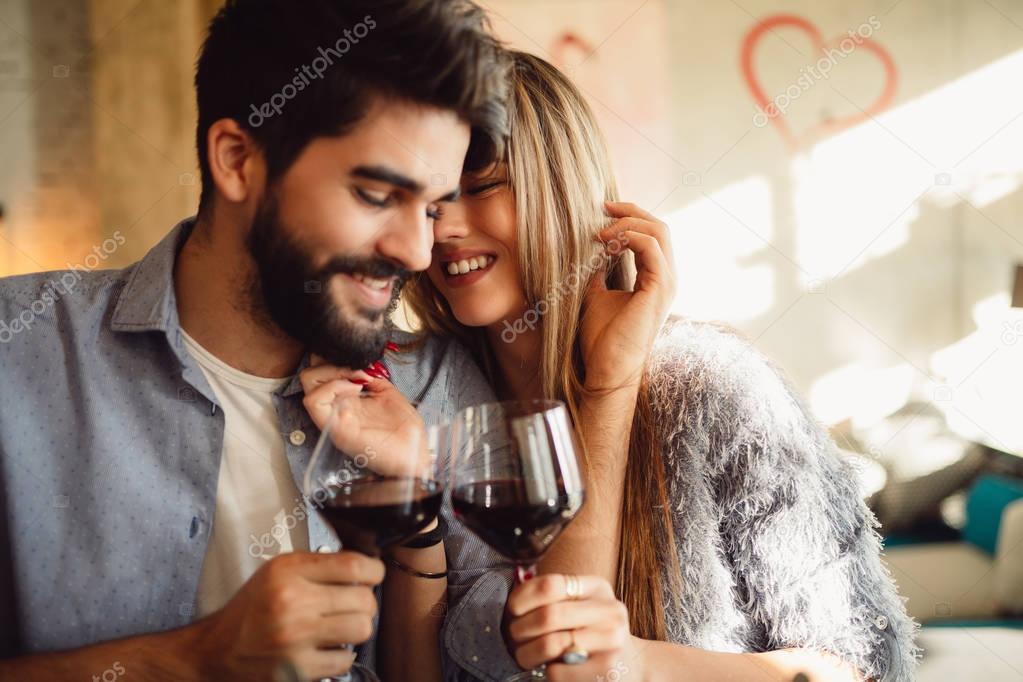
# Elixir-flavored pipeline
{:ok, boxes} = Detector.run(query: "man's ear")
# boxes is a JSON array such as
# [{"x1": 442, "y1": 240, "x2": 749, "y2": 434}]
[{"x1": 206, "y1": 118, "x2": 265, "y2": 206}]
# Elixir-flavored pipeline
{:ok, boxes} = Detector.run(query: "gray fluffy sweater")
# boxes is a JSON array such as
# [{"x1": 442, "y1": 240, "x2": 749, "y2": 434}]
[{"x1": 646, "y1": 319, "x2": 919, "y2": 680}]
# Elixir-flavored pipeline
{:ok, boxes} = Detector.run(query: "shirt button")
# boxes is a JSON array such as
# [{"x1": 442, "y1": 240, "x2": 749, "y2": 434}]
[
  {"x1": 316, "y1": 544, "x2": 333, "y2": 553},
  {"x1": 874, "y1": 615, "x2": 889, "y2": 630},
  {"x1": 289, "y1": 430, "x2": 306, "y2": 446}
]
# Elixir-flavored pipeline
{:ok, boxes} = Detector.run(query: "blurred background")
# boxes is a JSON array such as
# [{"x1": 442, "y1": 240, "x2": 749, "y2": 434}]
[{"x1": 1, "y1": 0, "x2": 1022, "y2": 678}]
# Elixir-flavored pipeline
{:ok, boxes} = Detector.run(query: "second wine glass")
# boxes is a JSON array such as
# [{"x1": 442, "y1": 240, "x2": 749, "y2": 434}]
[{"x1": 449, "y1": 400, "x2": 586, "y2": 681}]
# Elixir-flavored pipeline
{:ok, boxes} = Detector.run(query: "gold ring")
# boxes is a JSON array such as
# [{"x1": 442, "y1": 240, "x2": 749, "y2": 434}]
[{"x1": 564, "y1": 573, "x2": 583, "y2": 601}]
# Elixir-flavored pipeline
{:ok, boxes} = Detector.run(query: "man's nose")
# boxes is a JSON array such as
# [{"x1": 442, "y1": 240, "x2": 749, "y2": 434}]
[{"x1": 377, "y1": 205, "x2": 434, "y2": 273}]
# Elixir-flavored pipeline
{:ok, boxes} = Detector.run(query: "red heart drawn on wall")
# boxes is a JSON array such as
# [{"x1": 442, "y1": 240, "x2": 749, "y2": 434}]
[
  {"x1": 741, "y1": 14, "x2": 898, "y2": 150},
  {"x1": 552, "y1": 31, "x2": 597, "y2": 69}
]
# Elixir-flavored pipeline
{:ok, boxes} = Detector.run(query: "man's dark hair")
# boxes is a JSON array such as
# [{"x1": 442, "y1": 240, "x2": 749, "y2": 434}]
[{"x1": 194, "y1": 0, "x2": 509, "y2": 212}]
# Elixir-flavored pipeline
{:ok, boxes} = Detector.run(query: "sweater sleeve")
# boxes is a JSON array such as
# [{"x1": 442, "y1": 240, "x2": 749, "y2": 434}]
[{"x1": 652, "y1": 321, "x2": 920, "y2": 681}]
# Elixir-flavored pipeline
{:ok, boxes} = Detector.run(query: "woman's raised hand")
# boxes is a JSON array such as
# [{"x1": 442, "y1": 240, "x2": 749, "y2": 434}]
[
  {"x1": 505, "y1": 573, "x2": 644, "y2": 682},
  {"x1": 580, "y1": 201, "x2": 676, "y2": 392},
  {"x1": 299, "y1": 356, "x2": 429, "y2": 478}
]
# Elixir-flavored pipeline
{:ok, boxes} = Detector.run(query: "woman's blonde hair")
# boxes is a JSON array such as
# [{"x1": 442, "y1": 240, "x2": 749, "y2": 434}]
[{"x1": 403, "y1": 50, "x2": 682, "y2": 640}]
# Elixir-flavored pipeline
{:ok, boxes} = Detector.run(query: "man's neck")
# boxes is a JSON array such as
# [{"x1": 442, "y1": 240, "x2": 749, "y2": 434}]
[{"x1": 174, "y1": 213, "x2": 303, "y2": 379}]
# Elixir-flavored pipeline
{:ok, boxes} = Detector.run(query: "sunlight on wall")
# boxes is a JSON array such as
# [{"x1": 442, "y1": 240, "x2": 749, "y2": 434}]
[
  {"x1": 796, "y1": 49, "x2": 1023, "y2": 426},
  {"x1": 809, "y1": 362, "x2": 916, "y2": 427},
  {"x1": 665, "y1": 175, "x2": 775, "y2": 323},
  {"x1": 795, "y1": 47, "x2": 1023, "y2": 283}
]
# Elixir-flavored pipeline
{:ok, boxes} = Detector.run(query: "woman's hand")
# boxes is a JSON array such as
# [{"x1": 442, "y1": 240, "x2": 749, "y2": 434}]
[
  {"x1": 299, "y1": 357, "x2": 429, "y2": 478},
  {"x1": 580, "y1": 201, "x2": 676, "y2": 392},
  {"x1": 505, "y1": 574, "x2": 645, "y2": 682}
]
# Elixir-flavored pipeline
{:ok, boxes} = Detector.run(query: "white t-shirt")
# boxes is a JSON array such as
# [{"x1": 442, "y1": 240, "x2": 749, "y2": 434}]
[{"x1": 182, "y1": 330, "x2": 310, "y2": 616}]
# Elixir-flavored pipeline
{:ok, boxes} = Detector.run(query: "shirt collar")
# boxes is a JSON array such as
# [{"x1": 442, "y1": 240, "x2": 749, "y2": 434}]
[{"x1": 110, "y1": 217, "x2": 194, "y2": 334}]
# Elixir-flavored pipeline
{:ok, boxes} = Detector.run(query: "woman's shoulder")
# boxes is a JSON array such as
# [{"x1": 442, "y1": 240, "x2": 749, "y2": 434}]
[
  {"x1": 647, "y1": 317, "x2": 798, "y2": 411},
  {"x1": 645, "y1": 317, "x2": 818, "y2": 470}
]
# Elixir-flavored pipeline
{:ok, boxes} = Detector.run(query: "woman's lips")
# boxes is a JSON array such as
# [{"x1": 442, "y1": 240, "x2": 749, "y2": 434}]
[{"x1": 440, "y1": 254, "x2": 497, "y2": 289}]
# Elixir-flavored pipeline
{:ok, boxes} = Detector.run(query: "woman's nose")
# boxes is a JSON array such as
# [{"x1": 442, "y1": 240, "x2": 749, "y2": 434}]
[{"x1": 434, "y1": 200, "x2": 471, "y2": 243}]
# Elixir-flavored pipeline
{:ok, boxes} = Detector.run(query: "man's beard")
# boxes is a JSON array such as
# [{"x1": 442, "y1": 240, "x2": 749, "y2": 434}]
[{"x1": 245, "y1": 193, "x2": 409, "y2": 369}]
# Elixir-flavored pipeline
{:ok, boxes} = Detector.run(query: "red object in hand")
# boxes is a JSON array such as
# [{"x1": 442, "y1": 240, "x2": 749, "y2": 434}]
[
  {"x1": 386, "y1": 341, "x2": 400, "y2": 353},
  {"x1": 348, "y1": 379, "x2": 370, "y2": 386}
]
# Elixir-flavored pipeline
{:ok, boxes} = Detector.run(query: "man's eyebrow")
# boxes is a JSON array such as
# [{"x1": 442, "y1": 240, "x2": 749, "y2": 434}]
[{"x1": 351, "y1": 165, "x2": 424, "y2": 193}]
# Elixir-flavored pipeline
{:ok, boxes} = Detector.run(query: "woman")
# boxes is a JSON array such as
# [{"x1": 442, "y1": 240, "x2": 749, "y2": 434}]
[{"x1": 400, "y1": 51, "x2": 919, "y2": 681}]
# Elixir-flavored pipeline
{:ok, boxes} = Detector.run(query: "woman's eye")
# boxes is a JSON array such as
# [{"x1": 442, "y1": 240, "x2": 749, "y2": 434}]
[
  {"x1": 356, "y1": 188, "x2": 391, "y2": 207},
  {"x1": 427, "y1": 205, "x2": 443, "y2": 220},
  {"x1": 466, "y1": 180, "x2": 505, "y2": 196}
]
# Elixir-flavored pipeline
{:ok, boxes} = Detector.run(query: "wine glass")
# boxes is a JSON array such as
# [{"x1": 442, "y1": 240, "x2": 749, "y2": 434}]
[
  {"x1": 303, "y1": 396, "x2": 445, "y2": 682},
  {"x1": 449, "y1": 400, "x2": 586, "y2": 681}
]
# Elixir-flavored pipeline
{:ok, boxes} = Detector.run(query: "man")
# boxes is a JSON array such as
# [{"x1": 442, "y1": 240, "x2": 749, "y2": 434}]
[{"x1": 0, "y1": 0, "x2": 509, "y2": 678}]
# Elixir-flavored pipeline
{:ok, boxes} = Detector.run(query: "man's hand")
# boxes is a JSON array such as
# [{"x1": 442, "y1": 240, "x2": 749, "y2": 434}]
[{"x1": 197, "y1": 551, "x2": 385, "y2": 681}]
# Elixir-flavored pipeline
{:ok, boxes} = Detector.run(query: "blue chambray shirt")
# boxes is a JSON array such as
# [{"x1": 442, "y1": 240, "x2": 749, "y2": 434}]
[{"x1": 0, "y1": 218, "x2": 519, "y2": 680}]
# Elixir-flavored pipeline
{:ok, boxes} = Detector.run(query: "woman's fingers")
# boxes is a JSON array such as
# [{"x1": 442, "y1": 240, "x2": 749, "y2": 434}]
[
  {"x1": 610, "y1": 230, "x2": 674, "y2": 298},
  {"x1": 299, "y1": 363, "x2": 373, "y2": 394},
  {"x1": 508, "y1": 598, "x2": 629, "y2": 642},
  {"x1": 512, "y1": 623, "x2": 629, "y2": 671},
  {"x1": 600, "y1": 215, "x2": 673, "y2": 268},
  {"x1": 507, "y1": 574, "x2": 614, "y2": 618},
  {"x1": 605, "y1": 200, "x2": 659, "y2": 223},
  {"x1": 301, "y1": 379, "x2": 364, "y2": 430}
]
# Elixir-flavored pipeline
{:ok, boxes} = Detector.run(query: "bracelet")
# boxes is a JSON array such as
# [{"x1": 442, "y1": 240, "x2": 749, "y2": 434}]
[
  {"x1": 400, "y1": 515, "x2": 448, "y2": 549},
  {"x1": 385, "y1": 555, "x2": 448, "y2": 579}
]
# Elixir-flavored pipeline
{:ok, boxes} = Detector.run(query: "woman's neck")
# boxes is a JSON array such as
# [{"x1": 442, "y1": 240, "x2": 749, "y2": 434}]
[{"x1": 485, "y1": 322, "x2": 544, "y2": 401}]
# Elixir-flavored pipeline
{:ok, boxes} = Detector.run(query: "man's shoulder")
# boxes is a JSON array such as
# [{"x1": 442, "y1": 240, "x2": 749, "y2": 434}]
[
  {"x1": 0, "y1": 266, "x2": 133, "y2": 343},
  {"x1": 0, "y1": 266, "x2": 132, "y2": 310},
  {"x1": 387, "y1": 330, "x2": 494, "y2": 410},
  {"x1": 387, "y1": 330, "x2": 465, "y2": 383}
]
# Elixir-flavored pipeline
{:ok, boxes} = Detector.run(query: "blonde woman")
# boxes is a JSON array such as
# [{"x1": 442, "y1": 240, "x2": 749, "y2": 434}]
[{"x1": 398, "y1": 51, "x2": 919, "y2": 682}]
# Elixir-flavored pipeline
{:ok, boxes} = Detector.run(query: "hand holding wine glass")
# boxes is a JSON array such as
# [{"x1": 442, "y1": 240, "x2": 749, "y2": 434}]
[{"x1": 505, "y1": 574, "x2": 644, "y2": 682}]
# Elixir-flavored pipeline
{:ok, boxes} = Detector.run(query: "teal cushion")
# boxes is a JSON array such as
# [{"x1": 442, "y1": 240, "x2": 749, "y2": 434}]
[{"x1": 963, "y1": 475, "x2": 1023, "y2": 555}]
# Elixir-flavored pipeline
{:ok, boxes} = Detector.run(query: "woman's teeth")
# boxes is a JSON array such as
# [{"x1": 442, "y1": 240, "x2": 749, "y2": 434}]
[
  {"x1": 446, "y1": 255, "x2": 494, "y2": 276},
  {"x1": 352, "y1": 273, "x2": 390, "y2": 290}
]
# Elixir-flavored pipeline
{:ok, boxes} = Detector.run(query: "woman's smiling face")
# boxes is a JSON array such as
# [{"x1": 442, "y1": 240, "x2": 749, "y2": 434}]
[{"x1": 427, "y1": 163, "x2": 529, "y2": 328}]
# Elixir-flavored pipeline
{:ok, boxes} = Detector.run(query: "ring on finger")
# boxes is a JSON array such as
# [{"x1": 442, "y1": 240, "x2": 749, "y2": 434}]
[
  {"x1": 561, "y1": 630, "x2": 589, "y2": 665},
  {"x1": 564, "y1": 574, "x2": 583, "y2": 601}
]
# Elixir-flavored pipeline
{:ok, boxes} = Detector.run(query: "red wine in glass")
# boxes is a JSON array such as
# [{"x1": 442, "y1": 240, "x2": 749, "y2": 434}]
[
  {"x1": 319, "y1": 476, "x2": 443, "y2": 557},
  {"x1": 452, "y1": 479, "x2": 584, "y2": 565}
]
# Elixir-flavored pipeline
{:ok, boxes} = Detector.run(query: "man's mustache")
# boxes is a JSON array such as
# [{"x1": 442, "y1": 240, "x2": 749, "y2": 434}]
[{"x1": 318, "y1": 256, "x2": 412, "y2": 288}]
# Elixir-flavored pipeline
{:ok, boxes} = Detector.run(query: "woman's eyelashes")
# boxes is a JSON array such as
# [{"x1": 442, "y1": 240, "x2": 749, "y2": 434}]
[{"x1": 465, "y1": 179, "x2": 506, "y2": 197}]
